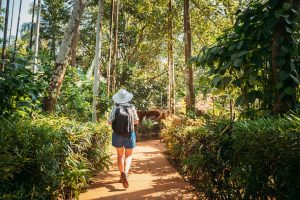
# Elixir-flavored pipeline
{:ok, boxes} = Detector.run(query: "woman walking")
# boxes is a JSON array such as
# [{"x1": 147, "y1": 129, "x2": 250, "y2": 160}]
[{"x1": 108, "y1": 89, "x2": 139, "y2": 188}]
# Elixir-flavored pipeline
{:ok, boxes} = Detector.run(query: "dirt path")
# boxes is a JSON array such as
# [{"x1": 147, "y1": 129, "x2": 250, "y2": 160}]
[{"x1": 79, "y1": 139, "x2": 199, "y2": 200}]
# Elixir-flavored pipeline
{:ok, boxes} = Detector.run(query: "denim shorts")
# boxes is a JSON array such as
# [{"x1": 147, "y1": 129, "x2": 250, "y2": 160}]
[{"x1": 112, "y1": 131, "x2": 136, "y2": 149}]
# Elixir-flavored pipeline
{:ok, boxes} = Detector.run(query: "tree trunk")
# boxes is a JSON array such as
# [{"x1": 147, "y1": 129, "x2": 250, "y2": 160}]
[
  {"x1": 1, "y1": 0, "x2": 11, "y2": 71},
  {"x1": 70, "y1": 17, "x2": 80, "y2": 67},
  {"x1": 43, "y1": 0, "x2": 86, "y2": 113},
  {"x1": 33, "y1": 0, "x2": 41, "y2": 73},
  {"x1": 107, "y1": 0, "x2": 115, "y2": 95},
  {"x1": 271, "y1": 0, "x2": 300, "y2": 113},
  {"x1": 92, "y1": 0, "x2": 103, "y2": 122},
  {"x1": 168, "y1": 0, "x2": 175, "y2": 114},
  {"x1": 184, "y1": 0, "x2": 195, "y2": 115},
  {"x1": 8, "y1": 0, "x2": 14, "y2": 47},
  {"x1": 51, "y1": 37, "x2": 56, "y2": 59},
  {"x1": 111, "y1": 0, "x2": 119, "y2": 93},
  {"x1": 271, "y1": 21, "x2": 285, "y2": 113},
  {"x1": 29, "y1": 0, "x2": 36, "y2": 49},
  {"x1": 12, "y1": 0, "x2": 22, "y2": 63}
]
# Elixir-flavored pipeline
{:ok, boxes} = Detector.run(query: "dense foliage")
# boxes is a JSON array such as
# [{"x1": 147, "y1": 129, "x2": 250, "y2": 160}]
[
  {"x1": 0, "y1": 115, "x2": 111, "y2": 199},
  {"x1": 1, "y1": 0, "x2": 300, "y2": 198},
  {"x1": 0, "y1": 62, "x2": 44, "y2": 116},
  {"x1": 195, "y1": 0, "x2": 300, "y2": 113},
  {"x1": 161, "y1": 114, "x2": 300, "y2": 199}
]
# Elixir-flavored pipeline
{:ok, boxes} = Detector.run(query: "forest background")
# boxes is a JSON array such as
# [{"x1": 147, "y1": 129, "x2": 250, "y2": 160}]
[{"x1": 0, "y1": 0, "x2": 299, "y2": 199}]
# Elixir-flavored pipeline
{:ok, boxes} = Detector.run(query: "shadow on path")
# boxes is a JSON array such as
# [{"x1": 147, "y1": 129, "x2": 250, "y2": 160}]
[{"x1": 79, "y1": 140, "x2": 199, "y2": 200}]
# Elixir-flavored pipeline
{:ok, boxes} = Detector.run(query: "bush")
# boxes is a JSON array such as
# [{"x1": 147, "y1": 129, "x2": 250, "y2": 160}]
[
  {"x1": 0, "y1": 115, "x2": 111, "y2": 199},
  {"x1": 0, "y1": 63, "x2": 46, "y2": 116},
  {"x1": 57, "y1": 68, "x2": 111, "y2": 121},
  {"x1": 161, "y1": 114, "x2": 300, "y2": 199}
]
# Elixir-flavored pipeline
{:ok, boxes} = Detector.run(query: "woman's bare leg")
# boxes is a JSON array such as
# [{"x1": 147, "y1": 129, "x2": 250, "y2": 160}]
[
  {"x1": 124, "y1": 148, "x2": 133, "y2": 174},
  {"x1": 116, "y1": 147, "x2": 125, "y2": 173}
]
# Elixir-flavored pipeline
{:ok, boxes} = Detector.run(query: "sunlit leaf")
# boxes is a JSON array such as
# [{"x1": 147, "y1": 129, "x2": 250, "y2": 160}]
[{"x1": 290, "y1": 74, "x2": 300, "y2": 84}]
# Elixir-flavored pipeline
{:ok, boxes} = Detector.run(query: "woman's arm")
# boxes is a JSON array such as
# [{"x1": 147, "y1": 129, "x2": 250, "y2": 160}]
[
  {"x1": 132, "y1": 106, "x2": 139, "y2": 124},
  {"x1": 108, "y1": 105, "x2": 116, "y2": 125}
]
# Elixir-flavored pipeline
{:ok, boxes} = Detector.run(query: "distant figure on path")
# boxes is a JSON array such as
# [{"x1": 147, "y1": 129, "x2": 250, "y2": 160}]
[{"x1": 108, "y1": 89, "x2": 139, "y2": 188}]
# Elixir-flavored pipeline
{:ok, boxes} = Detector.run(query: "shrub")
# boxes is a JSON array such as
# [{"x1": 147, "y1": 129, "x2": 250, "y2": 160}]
[
  {"x1": 56, "y1": 68, "x2": 111, "y2": 121},
  {"x1": 0, "y1": 63, "x2": 46, "y2": 116},
  {"x1": 0, "y1": 115, "x2": 111, "y2": 199},
  {"x1": 161, "y1": 114, "x2": 300, "y2": 199}
]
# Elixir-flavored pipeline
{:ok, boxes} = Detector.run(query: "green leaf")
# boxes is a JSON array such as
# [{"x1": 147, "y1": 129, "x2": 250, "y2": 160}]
[
  {"x1": 279, "y1": 70, "x2": 289, "y2": 80},
  {"x1": 280, "y1": 46, "x2": 290, "y2": 56},
  {"x1": 282, "y1": 2, "x2": 291, "y2": 11},
  {"x1": 228, "y1": 45, "x2": 236, "y2": 51},
  {"x1": 221, "y1": 61, "x2": 231, "y2": 70},
  {"x1": 221, "y1": 76, "x2": 232, "y2": 85},
  {"x1": 237, "y1": 50, "x2": 247, "y2": 57},
  {"x1": 290, "y1": 74, "x2": 300, "y2": 84},
  {"x1": 275, "y1": 9, "x2": 283, "y2": 18},
  {"x1": 237, "y1": 41, "x2": 243, "y2": 50},
  {"x1": 235, "y1": 95, "x2": 245, "y2": 106},
  {"x1": 212, "y1": 75, "x2": 222, "y2": 86},
  {"x1": 284, "y1": 87, "x2": 295, "y2": 95},
  {"x1": 231, "y1": 52, "x2": 239, "y2": 60},
  {"x1": 284, "y1": 16, "x2": 291, "y2": 24},
  {"x1": 249, "y1": 73, "x2": 257, "y2": 85},
  {"x1": 276, "y1": 81, "x2": 283, "y2": 89},
  {"x1": 247, "y1": 90, "x2": 258, "y2": 104},
  {"x1": 286, "y1": 26, "x2": 292, "y2": 33},
  {"x1": 232, "y1": 79, "x2": 242, "y2": 87},
  {"x1": 265, "y1": 17, "x2": 278, "y2": 30},
  {"x1": 291, "y1": 9, "x2": 298, "y2": 15},
  {"x1": 212, "y1": 47, "x2": 221, "y2": 54},
  {"x1": 278, "y1": 58, "x2": 286, "y2": 67},
  {"x1": 267, "y1": 0, "x2": 280, "y2": 8},
  {"x1": 233, "y1": 58, "x2": 242, "y2": 67}
]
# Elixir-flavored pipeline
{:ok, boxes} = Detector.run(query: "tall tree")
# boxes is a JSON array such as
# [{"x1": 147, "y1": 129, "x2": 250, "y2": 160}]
[
  {"x1": 111, "y1": 0, "x2": 119, "y2": 93},
  {"x1": 8, "y1": 0, "x2": 14, "y2": 46},
  {"x1": 1, "y1": 0, "x2": 10, "y2": 71},
  {"x1": 168, "y1": 0, "x2": 175, "y2": 114},
  {"x1": 43, "y1": 0, "x2": 86, "y2": 113},
  {"x1": 33, "y1": 0, "x2": 41, "y2": 72},
  {"x1": 41, "y1": 0, "x2": 68, "y2": 59},
  {"x1": 184, "y1": 0, "x2": 195, "y2": 114},
  {"x1": 92, "y1": 0, "x2": 103, "y2": 122},
  {"x1": 107, "y1": 0, "x2": 115, "y2": 95},
  {"x1": 271, "y1": 0, "x2": 300, "y2": 113},
  {"x1": 12, "y1": 0, "x2": 22, "y2": 62},
  {"x1": 29, "y1": 0, "x2": 36, "y2": 49},
  {"x1": 70, "y1": 18, "x2": 80, "y2": 67}
]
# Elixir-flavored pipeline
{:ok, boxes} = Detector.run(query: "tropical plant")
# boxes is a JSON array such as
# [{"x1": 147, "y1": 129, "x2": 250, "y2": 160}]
[
  {"x1": 0, "y1": 58, "x2": 46, "y2": 116},
  {"x1": 0, "y1": 115, "x2": 111, "y2": 199},
  {"x1": 140, "y1": 117, "x2": 159, "y2": 138},
  {"x1": 161, "y1": 112, "x2": 300, "y2": 199},
  {"x1": 195, "y1": 0, "x2": 300, "y2": 114}
]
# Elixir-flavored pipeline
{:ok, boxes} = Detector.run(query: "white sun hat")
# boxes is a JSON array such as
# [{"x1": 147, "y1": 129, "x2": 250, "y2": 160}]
[{"x1": 112, "y1": 89, "x2": 133, "y2": 104}]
